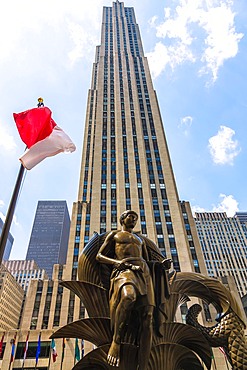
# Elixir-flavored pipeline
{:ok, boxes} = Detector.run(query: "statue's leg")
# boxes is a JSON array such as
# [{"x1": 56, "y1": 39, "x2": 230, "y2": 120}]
[
  {"x1": 108, "y1": 284, "x2": 136, "y2": 367},
  {"x1": 137, "y1": 305, "x2": 153, "y2": 370}
]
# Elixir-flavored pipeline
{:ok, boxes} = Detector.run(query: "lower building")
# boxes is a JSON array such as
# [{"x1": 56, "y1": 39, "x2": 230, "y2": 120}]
[
  {"x1": 0, "y1": 265, "x2": 24, "y2": 331},
  {"x1": 195, "y1": 212, "x2": 247, "y2": 297},
  {"x1": 3, "y1": 260, "x2": 48, "y2": 292},
  {"x1": 0, "y1": 264, "x2": 71, "y2": 369}
]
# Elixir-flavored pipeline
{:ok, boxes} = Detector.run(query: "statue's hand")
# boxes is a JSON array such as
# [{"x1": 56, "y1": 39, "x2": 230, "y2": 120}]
[
  {"x1": 114, "y1": 261, "x2": 143, "y2": 272},
  {"x1": 114, "y1": 261, "x2": 127, "y2": 270},
  {"x1": 161, "y1": 258, "x2": 172, "y2": 270}
]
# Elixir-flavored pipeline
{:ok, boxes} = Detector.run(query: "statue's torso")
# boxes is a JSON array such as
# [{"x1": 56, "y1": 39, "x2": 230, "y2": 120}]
[{"x1": 114, "y1": 231, "x2": 143, "y2": 260}]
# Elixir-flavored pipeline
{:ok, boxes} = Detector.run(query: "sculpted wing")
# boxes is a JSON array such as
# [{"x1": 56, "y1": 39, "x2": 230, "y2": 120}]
[{"x1": 78, "y1": 231, "x2": 116, "y2": 290}]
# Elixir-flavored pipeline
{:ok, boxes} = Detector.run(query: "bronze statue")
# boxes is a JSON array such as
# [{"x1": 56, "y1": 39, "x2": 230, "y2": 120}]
[
  {"x1": 96, "y1": 210, "x2": 171, "y2": 369},
  {"x1": 50, "y1": 210, "x2": 247, "y2": 370}
]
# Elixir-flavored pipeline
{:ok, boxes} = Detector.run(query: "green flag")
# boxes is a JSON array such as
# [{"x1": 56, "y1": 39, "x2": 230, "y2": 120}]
[{"x1": 75, "y1": 338, "x2": 80, "y2": 362}]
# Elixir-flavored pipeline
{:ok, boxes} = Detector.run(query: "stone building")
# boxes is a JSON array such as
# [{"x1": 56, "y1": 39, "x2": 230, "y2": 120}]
[{"x1": 0, "y1": 265, "x2": 24, "y2": 331}]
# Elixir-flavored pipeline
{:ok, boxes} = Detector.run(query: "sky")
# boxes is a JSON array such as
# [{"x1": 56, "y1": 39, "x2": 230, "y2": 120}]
[{"x1": 0, "y1": 0, "x2": 246, "y2": 260}]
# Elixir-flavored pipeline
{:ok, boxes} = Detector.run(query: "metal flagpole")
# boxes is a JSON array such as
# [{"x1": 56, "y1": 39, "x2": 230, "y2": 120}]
[
  {"x1": 0, "y1": 162, "x2": 26, "y2": 264},
  {"x1": 48, "y1": 340, "x2": 52, "y2": 370},
  {"x1": 60, "y1": 338, "x2": 65, "y2": 370}
]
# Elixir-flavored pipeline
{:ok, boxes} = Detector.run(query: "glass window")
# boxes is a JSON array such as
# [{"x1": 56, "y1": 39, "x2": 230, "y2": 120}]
[{"x1": 15, "y1": 341, "x2": 50, "y2": 359}]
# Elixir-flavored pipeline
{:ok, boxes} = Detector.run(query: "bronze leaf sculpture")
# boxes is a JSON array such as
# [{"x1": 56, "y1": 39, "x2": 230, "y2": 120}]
[{"x1": 51, "y1": 210, "x2": 247, "y2": 370}]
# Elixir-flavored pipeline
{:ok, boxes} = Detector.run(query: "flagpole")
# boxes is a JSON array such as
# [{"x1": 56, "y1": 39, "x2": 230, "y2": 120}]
[
  {"x1": 0, "y1": 162, "x2": 26, "y2": 265},
  {"x1": 48, "y1": 341, "x2": 51, "y2": 370},
  {"x1": 60, "y1": 338, "x2": 65, "y2": 370},
  {"x1": 0, "y1": 98, "x2": 43, "y2": 264}
]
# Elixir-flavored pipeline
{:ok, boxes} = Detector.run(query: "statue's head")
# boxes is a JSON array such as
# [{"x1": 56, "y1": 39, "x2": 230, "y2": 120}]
[{"x1": 119, "y1": 210, "x2": 138, "y2": 226}]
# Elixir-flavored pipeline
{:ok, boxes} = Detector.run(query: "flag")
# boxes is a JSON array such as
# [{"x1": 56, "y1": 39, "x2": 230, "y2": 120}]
[
  {"x1": 23, "y1": 332, "x2": 29, "y2": 364},
  {"x1": 14, "y1": 107, "x2": 56, "y2": 148},
  {"x1": 10, "y1": 334, "x2": 16, "y2": 363},
  {"x1": 13, "y1": 107, "x2": 76, "y2": 170},
  {"x1": 19, "y1": 125, "x2": 76, "y2": 169},
  {"x1": 51, "y1": 338, "x2": 58, "y2": 363},
  {"x1": 75, "y1": 338, "x2": 80, "y2": 362},
  {"x1": 61, "y1": 337, "x2": 65, "y2": 363},
  {"x1": 0, "y1": 333, "x2": 5, "y2": 358},
  {"x1": 35, "y1": 333, "x2": 41, "y2": 365}
]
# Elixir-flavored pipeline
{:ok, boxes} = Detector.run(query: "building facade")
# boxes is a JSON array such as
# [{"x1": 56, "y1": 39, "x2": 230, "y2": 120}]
[
  {"x1": 0, "y1": 2, "x2": 228, "y2": 369},
  {"x1": 0, "y1": 217, "x2": 14, "y2": 260},
  {"x1": 0, "y1": 265, "x2": 24, "y2": 331},
  {"x1": 26, "y1": 201, "x2": 70, "y2": 279},
  {"x1": 235, "y1": 211, "x2": 247, "y2": 239},
  {"x1": 3, "y1": 260, "x2": 48, "y2": 292},
  {"x1": 195, "y1": 212, "x2": 247, "y2": 297},
  {"x1": 234, "y1": 212, "x2": 247, "y2": 224}
]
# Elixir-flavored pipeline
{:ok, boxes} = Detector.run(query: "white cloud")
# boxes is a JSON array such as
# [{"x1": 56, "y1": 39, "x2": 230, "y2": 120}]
[
  {"x1": 191, "y1": 205, "x2": 207, "y2": 216},
  {"x1": 179, "y1": 115, "x2": 193, "y2": 136},
  {"x1": 149, "y1": 15, "x2": 158, "y2": 28},
  {"x1": 13, "y1": 215, "x2": 20, "y2": 227},
  {"x1": 0, "y1": 124, "x2": 17, "y2": 152},
  {"x1": 199, "y1": 2, "x2": 244, "y2": 82},
  {"x1": 0, "y1": 200, "x2": 4, "y2": 208},
  {"x1": 67, "y1": 21, "x2": 99, "y2": 65},
  {"x1": 0, "y1": 0, "x2": 105, "y2": 68},
  {"x1": 191, "y1": 194, "x2": 239, "y2": 217},
  {"x1": 208, "y1": 125, "x2": 240, "y2": 165},
  {"x1": 146, "y1": 41, "x2": 195, "y2": 78},
  {"x1": 146, "y1": 42, "x2": 170, "y2": 79},
  {"x1": 212, "y1": 194, "x2": 239, "y2": 217},
  {"x1": 148, "y1": 0, "x2": 243, "y2": 81}
]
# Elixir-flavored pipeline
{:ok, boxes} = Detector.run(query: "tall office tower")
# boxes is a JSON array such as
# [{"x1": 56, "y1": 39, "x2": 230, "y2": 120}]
[
  {"x1": 64, "y1": 0, "x2": 206, "y2": 281},
  {"x1": 0, "y1": 217, "x2": 14, "y2": 260},
  {"x1": 195, "y1": 212, "x2": 247, "y2": 297},
  {"x1": 26, "y1": 200, "x2": 70, "y2": 278}
]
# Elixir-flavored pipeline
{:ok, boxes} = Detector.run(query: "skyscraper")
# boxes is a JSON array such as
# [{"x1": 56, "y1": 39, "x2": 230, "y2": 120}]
[
  {"x1": 66, "y1": 1, "x2": 204, "y2": 278},
  {"x1": 0, "y1": 2, "x2": 219, "y2": 369},
  {"x1": 26, "y1": 201, "x2": 70, "y2": 278},
  {"x1": 0, "y1": 217, "x2": 14, "y2": 260}
]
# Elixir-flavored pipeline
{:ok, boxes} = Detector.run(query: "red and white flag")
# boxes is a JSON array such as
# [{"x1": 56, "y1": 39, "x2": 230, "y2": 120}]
[
  {"x1": 51, "y1": 338, "x2": 58, "y2": 362},
  {"x1": 14, "y1": 107, "x2": 76, "y2": 170},
  {"x1": 23, "y1": 332, "x2": 29, "y2": 364}
]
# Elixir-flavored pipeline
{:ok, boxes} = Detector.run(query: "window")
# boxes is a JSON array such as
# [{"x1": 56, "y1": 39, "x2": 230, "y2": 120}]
[{"x1": 15, "y1": 342, "x2": 50, "y2": 359}]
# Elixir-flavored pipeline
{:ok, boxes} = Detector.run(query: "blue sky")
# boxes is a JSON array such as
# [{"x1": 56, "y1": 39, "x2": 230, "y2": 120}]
[{"x1": 0, "y1": 0, "x2": 246, "y2": 260}]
